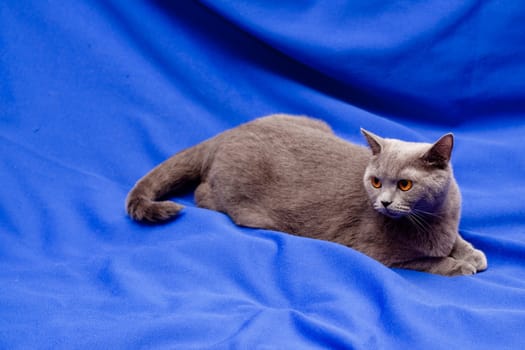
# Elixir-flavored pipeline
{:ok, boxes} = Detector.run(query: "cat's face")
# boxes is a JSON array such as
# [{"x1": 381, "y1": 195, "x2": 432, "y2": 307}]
[{"x1": 361, "y1": 129, "x2": 454, "y2": 219}]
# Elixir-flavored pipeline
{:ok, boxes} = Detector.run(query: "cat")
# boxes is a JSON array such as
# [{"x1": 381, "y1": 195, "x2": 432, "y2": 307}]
[{"x1": 126, "y1": 114, "x2": 487, "y2": 276}]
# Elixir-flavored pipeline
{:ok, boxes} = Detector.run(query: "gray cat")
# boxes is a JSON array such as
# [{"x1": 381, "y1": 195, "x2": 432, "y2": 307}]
[{"x1": 126, "y1": 114, "x2": 487, "y2": 276}]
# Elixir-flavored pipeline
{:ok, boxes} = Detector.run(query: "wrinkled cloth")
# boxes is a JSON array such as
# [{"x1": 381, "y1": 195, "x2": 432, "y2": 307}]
[{"x1": 1, "y1": 1, "x2": 525, "y2": 348}]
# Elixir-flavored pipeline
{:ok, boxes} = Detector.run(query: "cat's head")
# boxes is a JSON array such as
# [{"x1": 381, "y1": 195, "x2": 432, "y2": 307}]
[{"x1": 361, "y1": 129, "x2": 454, "y2": 219}]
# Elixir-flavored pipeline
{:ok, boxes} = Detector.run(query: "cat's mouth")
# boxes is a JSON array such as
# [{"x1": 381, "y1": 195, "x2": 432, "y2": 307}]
[{"x1": 376, "y1": 207, "x2": 409, "y2": 219}]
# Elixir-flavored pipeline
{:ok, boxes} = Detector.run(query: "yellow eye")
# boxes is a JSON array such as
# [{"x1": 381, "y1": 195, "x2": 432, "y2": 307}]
[
  {"x1": 398, "y1": 179, "x2": 413, "y2": 191},
  {"x1": 371, "y1": 177, "x2": 382, "y2": 189}
]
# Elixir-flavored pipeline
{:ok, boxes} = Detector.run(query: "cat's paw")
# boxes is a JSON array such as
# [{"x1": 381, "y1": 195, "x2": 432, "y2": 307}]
[
  {"x1": 445, "y1": 260, "x2": 477, "y2": 276},
  {"x1": 464, "y1": 249, "x2": 488, "y2": 272}
]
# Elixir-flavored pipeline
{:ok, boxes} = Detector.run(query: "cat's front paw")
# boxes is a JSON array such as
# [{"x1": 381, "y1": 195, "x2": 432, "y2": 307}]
[
  {"x1": 446, "y1": 259, "x2": 477, "y2": 276},
  {"x1": 464, "y1": 249, "x2": 488, "y2": 272}
]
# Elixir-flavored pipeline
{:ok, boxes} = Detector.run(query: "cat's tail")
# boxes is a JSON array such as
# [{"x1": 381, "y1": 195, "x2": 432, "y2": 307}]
[{"x1": 125, "y1": 142, "x2": 207, "y2": 223}]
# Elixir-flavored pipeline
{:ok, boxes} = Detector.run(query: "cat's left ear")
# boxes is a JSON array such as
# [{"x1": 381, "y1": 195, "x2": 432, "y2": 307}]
[
  {"x1": 361, "y1": 128, "x2": 383, "y2": 155},
  {"x1": 423, "y1": 133, "x2": 454, "y2": 167}
]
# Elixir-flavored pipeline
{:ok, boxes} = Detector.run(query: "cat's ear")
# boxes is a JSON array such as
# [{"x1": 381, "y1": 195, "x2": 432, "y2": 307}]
[
  {"x1": 361, "y1": 128, "x2": 383, "y2": 155},
  {"x1": 422, "y1": 133, "x2": 454, "y2": 167}
]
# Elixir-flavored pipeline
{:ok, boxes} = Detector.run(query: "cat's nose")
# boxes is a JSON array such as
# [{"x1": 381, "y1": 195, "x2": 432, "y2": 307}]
[{"x1": 381, "y1": 201, "x2": 392, "y2": 208}]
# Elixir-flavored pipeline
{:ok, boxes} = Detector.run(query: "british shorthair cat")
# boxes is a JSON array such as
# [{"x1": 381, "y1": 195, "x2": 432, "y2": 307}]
[{"x1": 126, "y1": 114, "x2": 487, "y2": 276}]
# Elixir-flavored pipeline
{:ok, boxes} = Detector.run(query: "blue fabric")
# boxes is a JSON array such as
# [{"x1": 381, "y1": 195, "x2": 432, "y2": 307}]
[{"x1": 2, "y1": 1, "x2": 525, "y2": 348}]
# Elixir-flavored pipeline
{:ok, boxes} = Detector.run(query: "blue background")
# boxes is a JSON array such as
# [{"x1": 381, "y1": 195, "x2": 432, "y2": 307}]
[{"x1": 2, "y1": 1, "x2": 525, "y2": 348}]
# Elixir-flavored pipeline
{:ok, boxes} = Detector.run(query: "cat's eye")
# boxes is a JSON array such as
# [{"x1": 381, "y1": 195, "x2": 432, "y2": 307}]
[
  {"x1": 371, "y1": 177, "x2": 382, "y2": 189},
  {"x1": 398, "y1": 179, "x2": 413, "y2": 191}
]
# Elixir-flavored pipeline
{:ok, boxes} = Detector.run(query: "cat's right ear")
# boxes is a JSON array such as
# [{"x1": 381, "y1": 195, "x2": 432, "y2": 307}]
[{"x1": 361, "y1": 128, "x2": 383, "y2": 155}]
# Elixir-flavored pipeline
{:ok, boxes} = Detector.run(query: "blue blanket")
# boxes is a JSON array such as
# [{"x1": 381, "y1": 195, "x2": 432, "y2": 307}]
[{"x1": 2, "y1": 1, "x2": 525, "y2": 348}]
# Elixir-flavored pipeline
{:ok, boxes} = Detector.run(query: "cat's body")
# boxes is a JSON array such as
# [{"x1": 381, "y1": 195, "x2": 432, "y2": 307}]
[{"x1": 127, "y1": 114, "x2": 487, "y2": 276}]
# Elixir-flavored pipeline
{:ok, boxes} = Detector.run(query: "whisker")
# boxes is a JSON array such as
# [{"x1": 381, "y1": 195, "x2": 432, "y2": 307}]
[
  {"x1": 413, "y1": 208, "x2": 442, "y2": 219},
  {"x1": 408, "y1": 212, "x2": 432, "y2": 235}
]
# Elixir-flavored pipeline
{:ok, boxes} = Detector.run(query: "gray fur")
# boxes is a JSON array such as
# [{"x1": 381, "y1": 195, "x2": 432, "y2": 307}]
[{"x1": 126, "y1": 114, "x2": 487, "y2": 276}]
